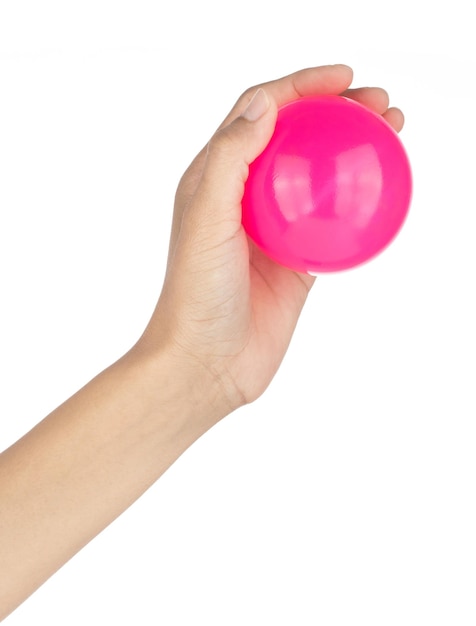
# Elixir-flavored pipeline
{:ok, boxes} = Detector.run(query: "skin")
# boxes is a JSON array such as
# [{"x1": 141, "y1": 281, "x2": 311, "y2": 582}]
[{"x1": 0, "y1": 65, "x2": 404, "y2": 620}]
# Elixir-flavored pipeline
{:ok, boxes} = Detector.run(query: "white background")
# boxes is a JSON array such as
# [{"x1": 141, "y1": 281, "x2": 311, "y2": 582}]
[{"x1": 1, "y1": 1, "x2": 475, "y2": 624}]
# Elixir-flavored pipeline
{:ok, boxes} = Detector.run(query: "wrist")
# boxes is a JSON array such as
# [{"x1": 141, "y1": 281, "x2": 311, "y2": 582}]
[{"x1": 126, "y1": 335, "x2": 236, "y2": 440}]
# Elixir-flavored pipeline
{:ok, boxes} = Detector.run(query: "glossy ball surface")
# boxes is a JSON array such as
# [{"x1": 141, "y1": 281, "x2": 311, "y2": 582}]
[{"x1": 242, "y1": 95, "x2": 412, "y2": 273}]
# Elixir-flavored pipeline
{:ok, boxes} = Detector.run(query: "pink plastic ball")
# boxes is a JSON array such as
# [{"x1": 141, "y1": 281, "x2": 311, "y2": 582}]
[{"x1": 242, "y1": 95, "x2": 412, "y2": 273}]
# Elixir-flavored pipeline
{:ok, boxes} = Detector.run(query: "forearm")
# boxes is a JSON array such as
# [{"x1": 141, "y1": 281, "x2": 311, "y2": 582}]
[{"x1": 0, "y1": 343, "x2": 222, "y2": 620}]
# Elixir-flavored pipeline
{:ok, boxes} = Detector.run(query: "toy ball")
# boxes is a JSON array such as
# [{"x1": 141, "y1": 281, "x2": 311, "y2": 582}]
[{"x1": 242, "y1": 95, "x2": 412, "y2": 273}]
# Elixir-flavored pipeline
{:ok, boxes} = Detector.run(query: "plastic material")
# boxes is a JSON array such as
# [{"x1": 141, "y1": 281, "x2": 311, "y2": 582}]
[{"x1": 242, "y1": 95, "x2": 412, "y2": 273}]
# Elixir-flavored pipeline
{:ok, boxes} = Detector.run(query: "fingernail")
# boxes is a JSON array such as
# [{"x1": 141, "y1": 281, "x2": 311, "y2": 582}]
[{"x1": 242, "y1": 88, "x2": 269, "y2": 122}]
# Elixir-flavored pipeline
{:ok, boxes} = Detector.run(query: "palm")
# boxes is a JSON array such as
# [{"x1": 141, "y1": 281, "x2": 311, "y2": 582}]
[{"x1": 234, "y1": 242, "x2": 314, "y2": 401}]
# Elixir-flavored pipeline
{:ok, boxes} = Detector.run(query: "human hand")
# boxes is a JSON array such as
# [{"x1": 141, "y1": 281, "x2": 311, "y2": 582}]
[
  {"x1": 0, "y1": 68, "x2": 405, "y2": 618},
  {"x1": 142, "y1": 65, "x2": 405, "y2": 418}
]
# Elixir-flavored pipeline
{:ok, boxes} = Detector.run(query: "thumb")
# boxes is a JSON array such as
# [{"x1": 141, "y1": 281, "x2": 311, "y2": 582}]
[{"x1": 191, "y1": 88, "x2": 277, "y2": 228}]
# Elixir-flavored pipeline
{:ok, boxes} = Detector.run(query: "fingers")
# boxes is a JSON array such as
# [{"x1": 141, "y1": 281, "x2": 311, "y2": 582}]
[
  {"x1": 382, "y1": 107, "x2": 405, "y2": 132},
  {"x1": 216, "y1": 69, "x2": 405, "y2": 143},
  {"x1": 217, "y1": 64, "x2": 354, "y2": 130},
  {"x1": 256, "y1": 63, "x2": 355, "y2": 106},
  {"x1": 180, "y1": 65, "x2": 355, "y2": 216},
  {"x1": 168, "y1": 66, "x2": 406, "y2": 270},
  {"x1": 343, "y1": 86, "x2": 405, "y2": 132},
  {"x1": 343, "y1": 86, "x2": 389, "y2": 114},
  {"x1": 185, "y1": 90, "x2": 278, "y2": 234},
  {"x1": 181, "y1": 65, "x2": 354, "y2": 194},
  {"x1": 167, "y1": 65, "x2": 354, "y2": 268},
  {"x1": 192, "y1": 65, "x2": 357, "y2": 231}
]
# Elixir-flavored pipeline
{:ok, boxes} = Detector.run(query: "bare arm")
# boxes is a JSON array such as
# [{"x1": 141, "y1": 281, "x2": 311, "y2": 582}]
[
  {"x1": 0, "y1": 64, "x2": 404, "y2": 620},
  {"x1": 0, "y1": 345, "x2": 221, "y2": 619}
]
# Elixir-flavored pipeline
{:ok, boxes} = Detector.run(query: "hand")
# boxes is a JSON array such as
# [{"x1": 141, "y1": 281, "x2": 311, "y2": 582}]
[
  {"x1": 0, "y1": 66, "x2": 405, "y2": 620},
  {"x1": 141, "y1": 64, "x2": 405, "y2": 417}
]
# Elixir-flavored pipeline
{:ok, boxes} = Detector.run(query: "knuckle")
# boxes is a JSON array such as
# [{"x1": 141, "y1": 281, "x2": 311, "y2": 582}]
[{"x1": 207, "y1": 125, "x2": 237, "y2": 156}]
